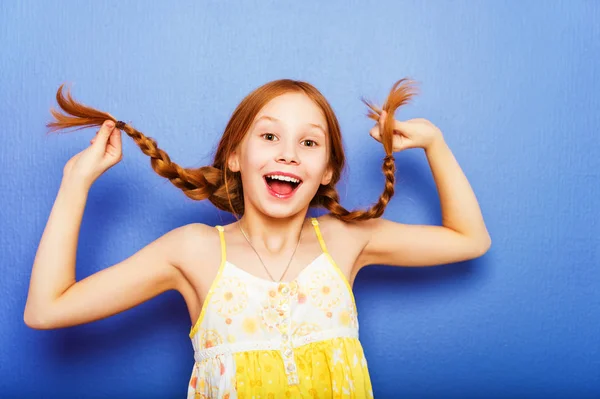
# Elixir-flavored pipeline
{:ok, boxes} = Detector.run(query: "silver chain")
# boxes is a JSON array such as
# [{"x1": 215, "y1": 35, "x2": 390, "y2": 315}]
[{"x1": 238, "y1": 219, "x2": 305, "y2": 282}]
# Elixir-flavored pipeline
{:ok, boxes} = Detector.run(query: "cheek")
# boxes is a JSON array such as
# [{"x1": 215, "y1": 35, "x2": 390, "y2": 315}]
[
  {"x1": 303, "y1": 152, "x2": 329, "y2": 181},
  {"x1": 239, "y1": 141, "x2": 272, "y2": 176}
]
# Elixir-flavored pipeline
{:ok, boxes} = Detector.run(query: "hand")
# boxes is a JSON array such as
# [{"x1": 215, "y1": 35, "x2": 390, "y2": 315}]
[
  {"x1": 369, "y1": 110, "x2": 444, "y2": 152},
  {"x1": 63, "y1": 120, "x2": 123, "y2": 186}
]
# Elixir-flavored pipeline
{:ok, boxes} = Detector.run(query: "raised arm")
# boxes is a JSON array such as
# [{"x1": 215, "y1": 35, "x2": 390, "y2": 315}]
[
  {"x1": 24, "y1": 120, "x2": 193, "y2": 329},
  {"x1": 24, "y1": 176, "x2": 190, "y2": 329},
  {"x1": 355, "y1": 115, "x2": 491, "y2": 269}
]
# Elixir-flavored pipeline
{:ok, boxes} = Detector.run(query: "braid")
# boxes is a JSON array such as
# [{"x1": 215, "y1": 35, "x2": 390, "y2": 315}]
[
  {"x1": 314, "y1": 78, "x2": 417, "y2": 222},
  {"x1": 46, "y1": 83, "x2": 240, "y2": 213},
  {"x1": 47, "y1": 79, "x2": 417, "y2": 220}
]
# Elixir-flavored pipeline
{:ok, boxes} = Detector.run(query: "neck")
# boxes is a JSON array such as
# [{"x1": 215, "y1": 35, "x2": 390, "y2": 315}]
[{"x1": 238, "y1": 208, "x2": 310, "y2": 255}]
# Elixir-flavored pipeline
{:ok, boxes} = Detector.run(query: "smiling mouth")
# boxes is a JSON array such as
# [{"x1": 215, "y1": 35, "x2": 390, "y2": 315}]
[{"x1": 264, "y1": 175, "x2": 303, "y2": 198}]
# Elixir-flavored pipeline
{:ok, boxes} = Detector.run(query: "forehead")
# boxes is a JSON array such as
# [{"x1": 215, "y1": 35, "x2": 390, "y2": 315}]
[{"x1": 252, "y1": 92, "x2": 327, "y2": 132}]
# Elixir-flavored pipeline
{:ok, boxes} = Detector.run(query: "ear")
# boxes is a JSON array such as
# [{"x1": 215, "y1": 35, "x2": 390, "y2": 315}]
[
  {"x1": 228, "y1": 149, "x2": 240, "y2": 172},
  {"x1": 320, "y1": 166, "x2": 333, "y2": 186}
]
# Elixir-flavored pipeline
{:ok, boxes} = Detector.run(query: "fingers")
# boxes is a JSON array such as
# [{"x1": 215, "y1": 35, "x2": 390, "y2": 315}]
[
  {"x1": 370, "y1": 111, "x2": 387, "y2": 142},
  {"x1": 107, "y1": 125, "x2": 122, "y2": 149},
  {"x1": 91, "y1": 120, "x2": 115, "y2": 146},
  {"x1": 370, "y1": 112, "x2": 409, "y2": 144},
  {"x1": 369, "y1": 125, "x2": 381, "y2": 142}
]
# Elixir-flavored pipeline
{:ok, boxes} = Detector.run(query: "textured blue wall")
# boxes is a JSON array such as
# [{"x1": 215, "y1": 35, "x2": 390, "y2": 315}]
[{"x1": 1, "y1": 1, "x2": 598, "y2": 398}]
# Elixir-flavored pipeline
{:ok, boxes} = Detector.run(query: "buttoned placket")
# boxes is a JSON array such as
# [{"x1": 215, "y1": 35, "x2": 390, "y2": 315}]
[{"x1": 278, "y1": 281, "x2": 299, "y2": 385}]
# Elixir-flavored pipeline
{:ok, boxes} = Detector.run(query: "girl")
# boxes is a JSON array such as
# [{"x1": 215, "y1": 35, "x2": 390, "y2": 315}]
[{"x1": 25, "y1": 78, "x2": 491, "y2": 398}]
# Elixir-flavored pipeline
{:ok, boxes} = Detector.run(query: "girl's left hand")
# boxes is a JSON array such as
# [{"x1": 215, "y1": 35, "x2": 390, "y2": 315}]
[{"x1": 369, "y1": 110, "x2": 444, "y2": 152}]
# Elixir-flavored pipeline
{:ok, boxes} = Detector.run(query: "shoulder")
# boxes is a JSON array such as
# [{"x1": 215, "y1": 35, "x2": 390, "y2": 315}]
[
  {"x1": 168, "y1": 222, "x2": 222, "y2": 287},
  {"x1": 177, "y1": 222, "x2": 221, "y2": 257},
  {"x1": 313, "y1": 213, "x2": 373, "y2": 252},
  {"x1": 315, "y1": 213, "x2": 375, "y2": 239},
  {"x1": 153, "y1": 223, "x2": 222, "y2": 278}
]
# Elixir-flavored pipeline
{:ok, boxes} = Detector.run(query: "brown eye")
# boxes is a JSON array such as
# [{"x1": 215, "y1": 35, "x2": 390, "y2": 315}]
[
  {"x1": 262, "y1": 133, "x2": 277, "y2": 141},
  {"x1": 303, "y1": 140, "x2": 317, "y2": 147}
]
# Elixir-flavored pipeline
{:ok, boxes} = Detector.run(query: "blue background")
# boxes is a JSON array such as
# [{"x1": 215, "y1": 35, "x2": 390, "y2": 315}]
[{"x1": 1, "y1": 1, "x2": 599, "y2": 398}]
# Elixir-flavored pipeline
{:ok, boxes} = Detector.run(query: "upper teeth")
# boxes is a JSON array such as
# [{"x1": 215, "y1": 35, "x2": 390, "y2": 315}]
[{"x1": 267, "y1": 174, "x2": 300, "y2": 183}]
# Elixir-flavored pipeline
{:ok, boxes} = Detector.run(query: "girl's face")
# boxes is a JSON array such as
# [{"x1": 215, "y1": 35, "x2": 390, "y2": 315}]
[{"x1": 229, "y1": 92, "x2": 333, "y2": 219}]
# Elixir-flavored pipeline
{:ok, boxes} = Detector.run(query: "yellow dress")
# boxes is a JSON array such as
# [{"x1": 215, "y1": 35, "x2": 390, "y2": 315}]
[{"x1": 187, "y1": 218, "x2": 373, "y2": 398}]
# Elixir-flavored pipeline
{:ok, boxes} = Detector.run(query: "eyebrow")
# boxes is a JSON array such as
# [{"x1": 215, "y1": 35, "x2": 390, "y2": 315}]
[{"x1": 253, "y1": 115, "x2": 326, "y2": 134}]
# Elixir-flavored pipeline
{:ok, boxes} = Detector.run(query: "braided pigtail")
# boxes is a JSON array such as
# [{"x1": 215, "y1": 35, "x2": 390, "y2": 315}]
[
  {"x1": 316, "y1": 78, "x2": 418, "y2": 222},
  {"x1": 46, "y1": 83, "x2": 240, "y2": 212}
]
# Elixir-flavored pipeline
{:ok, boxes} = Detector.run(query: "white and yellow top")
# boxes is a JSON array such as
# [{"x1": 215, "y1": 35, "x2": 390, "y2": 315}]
[{"x1": 187, "y1": 218, "x2": 373, "y2": 398}]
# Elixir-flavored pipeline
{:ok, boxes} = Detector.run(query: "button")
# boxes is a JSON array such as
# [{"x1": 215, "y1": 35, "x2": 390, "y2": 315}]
[
  {"x1": 281, "y1": 286, "x2": 290, "y2": 295},
  {"x1": 282, "y1": 333, "x2": 289, "y2": 341},
  {"x1": 286, "y1": 362, "x2": 296, "y2": 372},
  {"x1": 284, "y1": 348, "x2": 293, "y2": 357},
  {"x1": 280, "y1": 303, "x2": 289, "y2": 311}
]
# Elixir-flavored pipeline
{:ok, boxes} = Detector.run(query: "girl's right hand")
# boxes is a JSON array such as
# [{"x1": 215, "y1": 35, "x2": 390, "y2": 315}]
[{"x1": 63, "y1": 120, "x2": 123, "y2": 186}]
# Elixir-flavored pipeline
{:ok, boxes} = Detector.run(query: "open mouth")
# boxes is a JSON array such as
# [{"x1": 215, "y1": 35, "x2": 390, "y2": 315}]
[{"x1": 264, "y1": 174, "x2": 303, "y2": 199}]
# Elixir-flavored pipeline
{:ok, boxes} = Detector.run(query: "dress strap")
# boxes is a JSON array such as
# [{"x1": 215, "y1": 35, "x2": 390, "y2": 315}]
[
  {"x1": 310, "y1": 217, "x2": 359, "y2": 312},
  {"x1": 215, "y1": 225, "x2": 226, "y2": 268},
  {"x1": 311, "y1": 218, "x2": 329, "y2": 255},
  {"x1": 189, "y1": 225, "x2": 227, "y2": 339}
]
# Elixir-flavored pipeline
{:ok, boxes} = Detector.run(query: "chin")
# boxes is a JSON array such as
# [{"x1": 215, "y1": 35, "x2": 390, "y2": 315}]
[{"x1": 256, "y1": 199, "x2": 310, "y2": 220}]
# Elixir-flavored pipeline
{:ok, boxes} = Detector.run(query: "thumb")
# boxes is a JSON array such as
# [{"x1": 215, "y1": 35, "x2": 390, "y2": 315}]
[{"x1": 92, "y1": 120, "x2": 116, "y2": 153}]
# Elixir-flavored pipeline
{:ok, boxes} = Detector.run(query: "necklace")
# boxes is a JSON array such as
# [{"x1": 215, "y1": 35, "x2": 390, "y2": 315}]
[{"x1": 238, "y1": 219, "x2": 305, "y2": 282}]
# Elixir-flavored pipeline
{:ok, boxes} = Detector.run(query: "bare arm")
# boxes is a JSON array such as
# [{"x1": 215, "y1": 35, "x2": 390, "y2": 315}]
[
  {"x1": 24, "y1": 176, "x2": 188, "y2": 329},
  {"x1": 356, "y1": 138, "x2": 491, "y2": 269}
]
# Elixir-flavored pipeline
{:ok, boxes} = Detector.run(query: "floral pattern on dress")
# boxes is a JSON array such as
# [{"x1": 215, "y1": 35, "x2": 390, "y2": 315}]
[
  {"x1": 308, "y1": 270, "x2": 342, "y2": 311},
  {"x1": 197, "y1": 329, "x2": 224, "y2": 349},
  {"x1": 293, "y1": 322, "x2": 321, "y2": 336},
  {"x1": 212, "y1": 277, "x2": 248, "y2": 317},
  {"x1": 187, "y1": 219, "x2": 372, "y2": 399}
]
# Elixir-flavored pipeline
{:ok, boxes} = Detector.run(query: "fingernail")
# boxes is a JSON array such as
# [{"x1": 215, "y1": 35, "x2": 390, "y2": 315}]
[{"x1": 106, "y1": 121, "x2": 115, "y2": 129}]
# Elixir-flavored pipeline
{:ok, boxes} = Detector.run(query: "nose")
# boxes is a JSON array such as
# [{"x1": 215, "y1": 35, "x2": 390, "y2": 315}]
[{"x1": 276, "y1": 141, "x2": 300, "y2": 165}]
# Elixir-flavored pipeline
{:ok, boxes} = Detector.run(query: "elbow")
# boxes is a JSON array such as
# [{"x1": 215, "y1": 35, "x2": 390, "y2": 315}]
[
  {"x1": 23, "y1": 306, "x2": 55, "y2": 330},
  {"x1": 477, "y1": 236, "x2": 492, "y2": 256},
  {"x1": 24, "y1": 312, "x2": 43, "y2": 330}
]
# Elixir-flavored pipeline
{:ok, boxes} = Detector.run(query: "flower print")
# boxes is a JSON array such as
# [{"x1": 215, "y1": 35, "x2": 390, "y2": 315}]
[
  {"x1": 346, "y1": 372, "x2": 355, "y2": 392},
  {"x1": 339, "y1": 307, "x2": 358, "y2": 328},
  {"x1": 289, "y1": 280, "x2": 299, "y2": 296},
  {"x1": 198, "y1": 329, "x2": 223, "y2": 349},
  {"x1": 260, "y1": 300, "x2": 285, "y2": 332},
  {"x1": 332, "y1": 348, "x2": 343, "y2": 365},
  {"x1": 309, "y1": 270, "x2": 342, "y2": 311},
  {"x1": 297, "y1": 291, "x2": 307, "y2": 304},
  {"x1": 242, "y1": 317, "x2": 259, "y2": 335},
  {"x1": 190, "y1": 373, "x2": 207, "y2": 395},
  {"x1": 339, "y1": 310, "x2": 351, "y2": 326},
  {"x1": 212, "y1": 277, "x2": 248, "y2": 317},
  {"x1": 293, "y1": 322, "x2": 321, "y2": 337}
]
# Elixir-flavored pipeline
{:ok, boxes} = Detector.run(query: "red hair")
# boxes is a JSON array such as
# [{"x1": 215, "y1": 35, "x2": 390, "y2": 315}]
[{"x1": 47, "y1": 78, "x2": 418, "y2": 221}]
